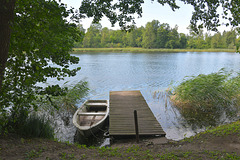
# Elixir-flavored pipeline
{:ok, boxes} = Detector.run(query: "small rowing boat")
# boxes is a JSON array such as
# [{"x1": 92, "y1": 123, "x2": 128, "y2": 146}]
[{"x1": 73, "y1": 100, "x2": 109, "y2": 137}]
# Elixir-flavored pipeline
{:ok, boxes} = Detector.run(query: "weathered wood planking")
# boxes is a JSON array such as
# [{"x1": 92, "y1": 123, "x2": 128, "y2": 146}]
[{"x1": 109, "y1": 90, "x2": 166, "y2": 136}]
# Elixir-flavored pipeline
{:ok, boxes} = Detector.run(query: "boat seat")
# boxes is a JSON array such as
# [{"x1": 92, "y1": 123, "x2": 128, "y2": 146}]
[
  {"x1": 88, "y1": 100, "x2": 107, "y2": 103},
  {"x1": 86, "y1": 105, "x2": 107, "y2": 111},
  {"x1": 87, "y1": 103, "x2": 107, "y2": 106},
  {"x1": 78, "y1": 112, "x2": 106, "y2": 116}
]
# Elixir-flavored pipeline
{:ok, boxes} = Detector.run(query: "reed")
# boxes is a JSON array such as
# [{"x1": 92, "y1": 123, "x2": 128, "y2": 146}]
[
  {"x1": 18, "y1": 115, "x2": 54, "y2": 139},
  {"x1": 170, "y1": 70, "x2": 240, "y2": 127},
  {"x1": 171, "y1": 70, "x2": 240, "y2": 108}
]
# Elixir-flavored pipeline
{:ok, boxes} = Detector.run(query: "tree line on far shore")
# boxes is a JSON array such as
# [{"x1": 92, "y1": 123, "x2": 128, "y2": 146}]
[{"x1": 74, "y1": 20, "x2": 240, "y2": 50}]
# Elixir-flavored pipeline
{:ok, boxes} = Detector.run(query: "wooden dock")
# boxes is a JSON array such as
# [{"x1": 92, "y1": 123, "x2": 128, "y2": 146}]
[{"x1": 109, "y1": 90, "x2": 166, "y2": 136}]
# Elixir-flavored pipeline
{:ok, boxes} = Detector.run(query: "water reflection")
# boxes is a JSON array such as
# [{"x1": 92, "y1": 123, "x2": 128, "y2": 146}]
[
  {"x1": 151, "y1": 91, "x2": 239, "y2": 140},
  {"x1": 149, "y1": 91, "x2": 203, "y2": 140},
  {"x1": 172, "y1": 100, "x2": 239, "y2": 130},
  {"x1": 74, "y1": 120, "x2": 109, "y2": 147}
]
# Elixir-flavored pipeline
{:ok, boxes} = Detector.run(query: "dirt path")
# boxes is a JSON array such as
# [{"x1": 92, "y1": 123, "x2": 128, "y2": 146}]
[{"x1": 1, "y1": 133, "x2": 240, "y2": 160}]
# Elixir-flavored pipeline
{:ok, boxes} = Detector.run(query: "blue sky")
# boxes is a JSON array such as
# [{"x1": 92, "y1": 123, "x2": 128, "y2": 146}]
[{"x1": 61, "y1": 0, "x2": 230, "y2": 34}]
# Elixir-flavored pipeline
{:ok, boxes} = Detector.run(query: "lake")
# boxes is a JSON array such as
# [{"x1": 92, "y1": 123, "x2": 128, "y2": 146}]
[{"x1": 47, "y1": 51, "x2": 240, "y2": 140}]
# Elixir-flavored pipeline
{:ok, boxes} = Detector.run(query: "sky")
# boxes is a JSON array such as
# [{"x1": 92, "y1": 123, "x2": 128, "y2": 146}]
[{"x1": 61, "y1": 0, "x2": 230, "y2": 34}]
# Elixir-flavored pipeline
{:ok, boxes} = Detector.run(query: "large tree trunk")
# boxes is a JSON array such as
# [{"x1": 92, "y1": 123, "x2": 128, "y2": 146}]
[{"x1": 0, "y1": 0, "x2": 16, "y2": 91}]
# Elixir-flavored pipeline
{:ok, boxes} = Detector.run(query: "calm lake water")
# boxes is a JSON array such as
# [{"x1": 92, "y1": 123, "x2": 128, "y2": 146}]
[{"x1": 47, "y1": 52, "x2": 240, "y2": 141}]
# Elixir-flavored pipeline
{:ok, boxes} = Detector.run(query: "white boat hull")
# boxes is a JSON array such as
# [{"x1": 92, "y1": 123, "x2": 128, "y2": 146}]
[{"x1": 73, "y1": 100, "x2": 109, "y2": 137}]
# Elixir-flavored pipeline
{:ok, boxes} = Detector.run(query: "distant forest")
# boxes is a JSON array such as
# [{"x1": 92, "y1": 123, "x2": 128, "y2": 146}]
[{"x1": 74, "y1": 20, "x2": 240, "y2": 49}]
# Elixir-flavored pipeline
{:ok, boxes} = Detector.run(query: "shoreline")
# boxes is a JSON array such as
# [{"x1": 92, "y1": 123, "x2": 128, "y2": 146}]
[
  {"x1": 72, "y1": 47, "x2": 236, "y2": 53},
  {"x1": 1, "y1": 120, "x2": 240, "y2": 159}
]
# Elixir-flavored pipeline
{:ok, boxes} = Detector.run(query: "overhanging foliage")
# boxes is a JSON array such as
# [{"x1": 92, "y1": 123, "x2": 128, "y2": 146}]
[
  {"x1": 79, "y1": 0, "x2": 240, "y2": 33},
  {"x1": 0, "y1": 0, "x2": 83, "y2": 133}
]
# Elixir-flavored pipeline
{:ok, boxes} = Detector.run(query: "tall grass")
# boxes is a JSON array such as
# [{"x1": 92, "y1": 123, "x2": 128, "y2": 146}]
[
  {"x1": 170, "y1": 70, "x2": 240, "y2": 127},
  {"x1": 34, "y1": 80, "x2": 89, "y2": 141},
  {"x1": 41, "y1": 80, "x2": 89, "y2": 113},
  {"x1": 18, "y1": 115, "x2": 54, "y2": 139},
  {"x1": 0, "y1": 80, "x2": 89, "y2": 139}
]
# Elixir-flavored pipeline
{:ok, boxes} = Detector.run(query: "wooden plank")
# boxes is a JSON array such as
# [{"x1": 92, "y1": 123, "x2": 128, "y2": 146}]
[{"x1": 109, "y1": 90, "x2": 166, "y2": 136}]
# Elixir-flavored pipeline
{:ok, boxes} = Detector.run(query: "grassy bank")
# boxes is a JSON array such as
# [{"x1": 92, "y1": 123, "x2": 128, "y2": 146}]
[
  {"x1": 72, "y1": 48, "x2": 236, "y2": 53},
  {"x1": 1, "y1": 121, "x2": 240, "y2": 159}
]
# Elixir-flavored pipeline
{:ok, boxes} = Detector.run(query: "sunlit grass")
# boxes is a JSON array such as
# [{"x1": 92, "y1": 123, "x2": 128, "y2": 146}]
[
  {"x1": 72, "y1": 47, "x2": 236, "y2": 53},
  {"x1": 182, "y1": 120, "x2": 240, "y2": 142}
]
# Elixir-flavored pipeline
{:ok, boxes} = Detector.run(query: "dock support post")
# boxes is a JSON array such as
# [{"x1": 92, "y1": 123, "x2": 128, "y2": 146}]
[{"x1": 134, "y1": 110, "x2": 139, "y2": 143}]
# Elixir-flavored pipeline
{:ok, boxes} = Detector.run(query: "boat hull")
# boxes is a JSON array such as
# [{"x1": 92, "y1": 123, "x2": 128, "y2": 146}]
[
  {"x1": 73, "y1": 100, "x2": 109, "y2": 137},
  {"x1": 77, "y1": 120, "x2": 106, "y2": 137}
]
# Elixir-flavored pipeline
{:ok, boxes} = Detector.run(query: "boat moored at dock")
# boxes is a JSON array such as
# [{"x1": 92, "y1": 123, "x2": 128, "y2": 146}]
[{"x1": 73, "y1": 100, "x2": 109, "y2": 137}]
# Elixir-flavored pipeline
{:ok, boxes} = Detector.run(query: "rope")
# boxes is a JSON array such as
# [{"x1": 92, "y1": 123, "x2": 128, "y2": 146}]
[
  {"x1": 89, "y1": 123, "x2": 109, "y2": 140},
  {"x1": 89, "y1": 126, "x2": 99, "y2": 139}
]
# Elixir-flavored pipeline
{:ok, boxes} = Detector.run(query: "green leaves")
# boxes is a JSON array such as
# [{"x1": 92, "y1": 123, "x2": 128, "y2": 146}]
[
  {"x1": 79, "y1": 0, "x2": 143, "y2": 30},
  {"x1": 0, "y1": 0, "x2": 82, "y2": 133},
  {"x1": 79, "y1": 0, "x2": 240, "y2": 34},
  {"x1": 43, "y1": 80, "x2": 89, "y2": 113},
  {"x1": 83, "y1": 23, "x2": 102, "y2": 48},
  {"x1": 42, "y1": 85, "x2": 68, "y2": 96},
  {"x1": 181, "y1": 0, "x2": 240, "y2": 33},
  {"x1": 79, "y1": 0, "x2": 181, "y2": 31}
]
